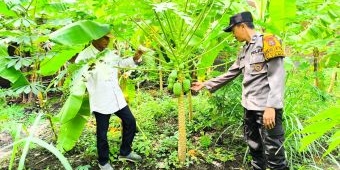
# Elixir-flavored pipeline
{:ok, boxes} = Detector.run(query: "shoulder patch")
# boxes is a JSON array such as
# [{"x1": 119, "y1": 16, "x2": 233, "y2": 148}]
[{"x1": 263, "y1": 34, "x2": 285, "y2": 61}]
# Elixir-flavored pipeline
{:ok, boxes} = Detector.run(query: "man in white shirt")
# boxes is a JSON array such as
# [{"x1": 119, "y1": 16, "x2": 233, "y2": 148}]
[{"x1": 76, "y1": 33, "x2": 144, "y2": 170}]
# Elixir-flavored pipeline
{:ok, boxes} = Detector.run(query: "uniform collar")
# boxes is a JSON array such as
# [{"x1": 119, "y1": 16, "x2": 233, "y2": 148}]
[{"x1": 249, "y1": 32, "x2": 262, "y2": 44}]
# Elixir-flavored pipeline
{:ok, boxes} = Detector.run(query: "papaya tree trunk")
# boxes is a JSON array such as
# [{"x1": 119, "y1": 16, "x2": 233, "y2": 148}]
[
  {"x1": 177, "y1": 72, "x2": 186, "y2": 164},
  {"x1": 327, "y1": 70, "x2": 337, "y2": 93},
  {"x1": 159, "y1": 68, "x2": 163, "y2": 91},
  {"x1": 177, "y1": 89, "x2": 186, "y2": 163},
  {"x1": 188, "y1": 91, "x2": 193, "y2": 121}
]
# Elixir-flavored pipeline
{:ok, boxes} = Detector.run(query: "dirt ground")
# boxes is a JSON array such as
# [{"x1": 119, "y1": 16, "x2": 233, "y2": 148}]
[{"x1": 0, "y1": 119, "x2": 248, "y2": 170}]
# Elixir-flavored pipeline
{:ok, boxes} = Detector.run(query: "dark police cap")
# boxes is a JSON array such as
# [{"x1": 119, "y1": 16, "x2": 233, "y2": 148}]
[{"x1": 223, "y1": 11, "x2": 253, "y2": 32}]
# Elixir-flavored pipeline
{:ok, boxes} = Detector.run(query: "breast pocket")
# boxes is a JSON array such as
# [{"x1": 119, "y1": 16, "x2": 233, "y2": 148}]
[{"x1": 250, "y1": 53, "x2": 267, "y2": 75}]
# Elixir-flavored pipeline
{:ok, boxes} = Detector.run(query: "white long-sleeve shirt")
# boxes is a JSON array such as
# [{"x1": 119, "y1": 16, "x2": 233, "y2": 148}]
[{"x1": 75, "y1": 45, "x2": 137, "y2": 114}]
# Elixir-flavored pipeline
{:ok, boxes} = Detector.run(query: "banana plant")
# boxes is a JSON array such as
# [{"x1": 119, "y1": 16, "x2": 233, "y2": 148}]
[{"x1": 45, "y1": 20, "x2": 112, "y2": 151}]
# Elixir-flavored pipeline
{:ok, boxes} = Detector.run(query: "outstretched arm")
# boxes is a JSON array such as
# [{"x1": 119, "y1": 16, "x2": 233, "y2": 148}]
[{"x1": 191, "y1": 59, "x2": 242, "y2": 93}]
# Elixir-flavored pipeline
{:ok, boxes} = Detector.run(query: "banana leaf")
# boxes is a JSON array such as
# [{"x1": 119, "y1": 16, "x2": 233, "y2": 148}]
[
  {"x1": 39, "y1": 45, "x2": 83, "y2": 76},
  {"x1": 268, "y1": 0, "x2": 296, "y2": 32},
  {"x1": 49, "y1": 20, "x2": 111, "y2": 46},
  {"x1": 57, "y1": 95, "x2": 90, "y2": 152},
  {"x1": 56, "y1": 67, "x2": 90, "y2": 151}
]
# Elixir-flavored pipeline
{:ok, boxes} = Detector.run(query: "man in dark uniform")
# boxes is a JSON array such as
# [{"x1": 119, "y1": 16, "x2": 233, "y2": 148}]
[{"x1": 191, "y1": 11, "x2": 289, "y2": 170}]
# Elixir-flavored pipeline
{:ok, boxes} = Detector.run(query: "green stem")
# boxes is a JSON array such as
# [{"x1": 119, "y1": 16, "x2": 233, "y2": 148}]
[
  {"x1": 180, "y1": 0, "x2": 211, "y2": 53},
  {"x1": 153, "y1": 10, "x2": 178, "y2": 62}
]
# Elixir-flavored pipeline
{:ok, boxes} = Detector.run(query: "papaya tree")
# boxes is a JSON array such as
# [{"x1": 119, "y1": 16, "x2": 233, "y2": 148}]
[{"x1": 131, "y1": 0, "x2": 237, "y2": 163}]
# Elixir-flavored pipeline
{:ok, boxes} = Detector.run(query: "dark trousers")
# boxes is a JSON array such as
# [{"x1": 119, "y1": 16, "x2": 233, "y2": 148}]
[
  {"x1": 94, "y1": 106, "x2": 136, "y2": 165},
  {"x1": 244, "y1": 109, "x2": 289, "y2": 170}
]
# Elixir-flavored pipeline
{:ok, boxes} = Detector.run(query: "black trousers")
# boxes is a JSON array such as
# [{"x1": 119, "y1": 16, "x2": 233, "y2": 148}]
[
  {"x1": 244, "y1": 109, "x2": 289, "y2": 170},
  {"x1": 94, "y1": 106, "x2": 136, "y2": 165}
]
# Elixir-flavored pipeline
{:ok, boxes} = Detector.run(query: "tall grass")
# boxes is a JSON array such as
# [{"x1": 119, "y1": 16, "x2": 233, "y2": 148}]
[
  {"x1": 0, "y1": 106, "x2": 72, "y2": 169},
  {"x1": 284, "y1": 64, "x2": 338, "y2": 168}
]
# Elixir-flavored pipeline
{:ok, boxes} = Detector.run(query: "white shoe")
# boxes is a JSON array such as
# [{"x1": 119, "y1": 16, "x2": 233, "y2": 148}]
[{"x1": 98, "y1": 163, "x2": 113, "y2": 170}]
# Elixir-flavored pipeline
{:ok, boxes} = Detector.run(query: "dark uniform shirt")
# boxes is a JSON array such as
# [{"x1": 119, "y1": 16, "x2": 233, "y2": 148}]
[{"x1": 204, "y1": 33, "x2": 285, "y2": 110}]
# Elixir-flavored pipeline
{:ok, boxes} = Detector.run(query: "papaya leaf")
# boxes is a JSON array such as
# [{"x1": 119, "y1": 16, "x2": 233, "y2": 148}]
[
  {"x1": 49, "y1": 20, "x2": 111, "y2": 46},
  {"x1": 197, "y1": 40, "x2": 225, "y2": 80}
]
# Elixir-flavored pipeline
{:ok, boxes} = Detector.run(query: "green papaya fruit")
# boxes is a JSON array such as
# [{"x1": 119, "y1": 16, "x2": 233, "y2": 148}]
[
  {"x1": 179, "y1": 63, "x2": 185, "y2": 69},
  {"x1": 169, "y1": 70, "x2": 178, "y2": 79},
  {"x1": 183, "y1": 79, "x2": 191, "y2": 92},
  {"x1": 173, "y1": 82, "x2": 182, "y2": 96},
  {"x1": 167, "y1": 82, "x2": 174, "y2": 90},
  {"x1": 167, "y1": 77, "x2": 175, "y2": 84}
]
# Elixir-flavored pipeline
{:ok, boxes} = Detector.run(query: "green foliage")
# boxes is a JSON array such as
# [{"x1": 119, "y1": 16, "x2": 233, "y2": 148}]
[
  {"x1": 0, "y1": 46, "x2": 29, "y2": 89},
  {"x1": 267, "y1": 0, "x2": 297, "y2": 32},
  {"x1": 0, "y1": 1, "x2": 16, "y2": 16},
  {"x1": 39, "y1": 46, "x2": 83, "y2": 76},
  {"x1": 57, "y1": 95, "x2": 90, "y2": 152},
  {"x1": 197, "y1": 38, "x2": 228, "y2": 80},
  {"x1": 283, "y1": 59, "x2": 339, "y2": 167},
  {"x1": 206, "y1": 147, "x2": 235, "y2": 163},
  {"x1": 208, "y1": 76, "x2": 243, "y2": 127},
  {"x1": 56, "y1": 67, "x2": 90, "y2": 151},
  {"x1": 0, "y1": 102, "x2": 29, "y2": 134},
  {"x1": 300, "y1": 101, "x2": 340, "y2": 157},
  {"x1": 0, "y1": 0, "x2": 339, "y2": 169},
  {"x1": 49, "y1": 20, "x2": 111, "y2": 46},
  {"x1": 199, "y1": 135, "x2": 212, "y2": 148},
  {"x1": 1, "y1": 111, "x2": 72, "y2": 170}
]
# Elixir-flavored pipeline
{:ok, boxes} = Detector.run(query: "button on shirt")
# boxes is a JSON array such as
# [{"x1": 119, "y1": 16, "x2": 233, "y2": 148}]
[
  {"x1": 75, "y1": 45, "x2": 137, "y2": 114},
  {"x1": 204, "y1": 33, "x2": 285, "y2": 110}
]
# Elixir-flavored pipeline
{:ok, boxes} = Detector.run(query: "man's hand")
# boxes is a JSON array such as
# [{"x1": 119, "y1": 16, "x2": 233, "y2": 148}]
[
  {"x1": 133, "y1": 45, "x2": 147, "y2": 62},
  {"x1": 190, "y1": 82, "x2": 205, "y2": 92},
  {"x1": 263, "y1": 107, "x2": 276, "y2": 129}
]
